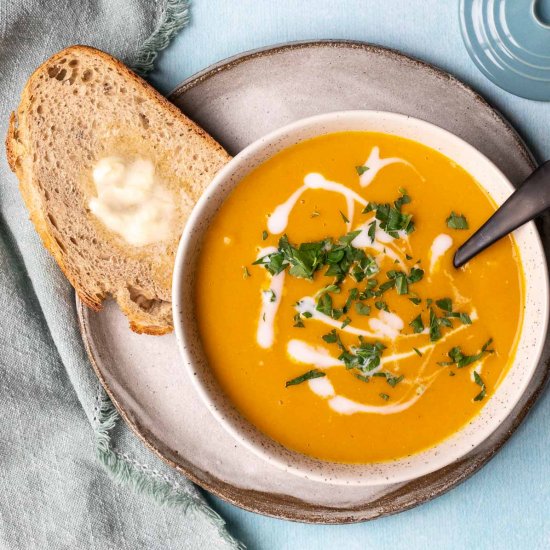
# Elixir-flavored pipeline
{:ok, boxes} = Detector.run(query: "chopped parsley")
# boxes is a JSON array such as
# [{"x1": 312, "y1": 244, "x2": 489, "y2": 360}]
[
  {"x1": 286, "y1": 369, "x2": 326, "y2": 387},
  {"x1": 375, "y1": 300, "x2": 389, "y2": 312},
  {"x1": 262, "y1": 230, "x2": 268, "y2": 241},
  {"x1": 473, "y1": 371, "x2": 487, "y2": 401},
  {"x1": 323, "y1": 331, "x2": 386, "y2": 376},
  {"x1": 379, "y1": 393, "x2": 390, "y2": 401},
  {"x1": 435, "y1": 297, "x2": 473, "y2": 325},
  {"x1": 429, "y1": 307, "x2": 442, "y2": 342},
  {"x1": 265, "y1": 289, "x2": 276, "y2": 302},
  {"x1": 340, "y1": 210, "x2": 350, "y2": 224},
  {"x1": 355, "y1": 302, "x2": 371, "y2": 316},
  {"x1": 356, "y1": 165, "x2": 369, "y2": 175},
  {"x1": 362, "y1": 189, "x2": 415, "y2": 237},
  {"x1": 437, "y1": 338, "x2": 494, "y2": 368},
  {"x1": 446, "y1": 211, "x2": 469, "y2": 230},
  {"x1": 341, "y1": 316, "x2": 352, "y2": 329},
  {"x1": 293, "y1": 313, "x2": 305, "y2": 328},
  {"x1": 409, "y1": 314, "x2": 424, "y2": 334},
  {"x1": 367, "y1": 220, "x2": 376, "y2": 243},
  {"x1": 413, "y1": 347, "x2": 423, "y2": 357}
]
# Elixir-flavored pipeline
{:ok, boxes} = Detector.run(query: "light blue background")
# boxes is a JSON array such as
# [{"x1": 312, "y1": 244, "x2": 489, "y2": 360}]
[{"x1": 151, "y1": 2, "x2": 550, "y2": 548}]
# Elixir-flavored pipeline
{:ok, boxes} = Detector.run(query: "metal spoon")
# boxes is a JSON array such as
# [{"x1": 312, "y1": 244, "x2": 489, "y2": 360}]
[{"x1": 453, "y1": 161, "x2": 550, "y2": 268}]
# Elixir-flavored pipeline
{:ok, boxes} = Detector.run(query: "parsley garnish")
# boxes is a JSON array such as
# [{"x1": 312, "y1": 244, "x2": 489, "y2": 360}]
[
  {"x1": 340, "y1": 210, "x2": 350, "y2": 224},
  {"x1": 262, "y1": 230, "x2": 268, "y2": 241},
  {"x1": 286, "y1": 369, "x2": 326, "y2": 387},
  {"x1": 323, "y1": 332, "x2": 386, "y2": 376},
  {"x1": 435, "y1": 297, "x2": 473, "y2": 325},
  {"x1": 293, "y1": 313, "x2": 305, "y2": 328},
  {"x1": 367, "y1": 221, "x2": 376, "y2": 243},
  {"x1": 446, "y1": 211, "x2": 469, "y2": 230},
  {"x1": 409, "y1": 314, "x2": 424, "y2": 333},
  {"x1": 473, "y1": 371, "x2": 487, "y2": 401},
  {"x1": 429, "y1": 307, "x2": 442, "y2": 341},
  {"x1": 263, "y1": 289, "x2": 276, "y2": 302},
  {"x1": 355, "y1": 302, "x2": 371, "y2": 316},
  {"x1": 413, "y1": 347, "x2": 423, "y2": 357},
  {"x1": 379, "y1": 393, "x2": 390, "y2": 401},
  {"x1": 356, "y1": 165, "x2": 369, "y2": 175},
  {"x1": 362, "y1": 189, "x2": 415, "y2": 237},
  {"x1": 437, "y1": 338, "x2": 494, "y2": 368},
  {"x1": 375, "y1": 300, "x2": 389, "y2": 312},
  {"x1": 242, "y1": 266, "x2": 250, "y2": 279}
]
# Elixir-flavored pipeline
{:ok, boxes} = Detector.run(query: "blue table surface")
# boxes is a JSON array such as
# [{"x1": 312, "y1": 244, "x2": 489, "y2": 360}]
[{"x1": 151, "y1": 2, "x2": 550, "y2": 548}]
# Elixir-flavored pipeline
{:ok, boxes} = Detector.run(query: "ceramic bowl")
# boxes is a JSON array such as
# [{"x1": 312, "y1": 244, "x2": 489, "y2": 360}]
[{"x1": 173, "y1": 111, "x2": 548, "y2": 486}]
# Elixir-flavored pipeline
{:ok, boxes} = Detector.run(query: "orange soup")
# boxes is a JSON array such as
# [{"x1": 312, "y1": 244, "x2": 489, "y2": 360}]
[{"x1": 195, "y1": 132, "x2": 523, "y2": 463}]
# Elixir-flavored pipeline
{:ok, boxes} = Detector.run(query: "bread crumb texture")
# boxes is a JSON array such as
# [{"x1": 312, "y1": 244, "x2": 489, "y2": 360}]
[{"x1": 6, "y1": 46, "x2": 231, "y2": 335}]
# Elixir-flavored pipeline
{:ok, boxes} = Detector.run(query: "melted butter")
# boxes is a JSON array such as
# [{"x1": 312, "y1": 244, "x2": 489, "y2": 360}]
[{"x1": 89, "y1": 157, "x2": 174, "y2": 246}]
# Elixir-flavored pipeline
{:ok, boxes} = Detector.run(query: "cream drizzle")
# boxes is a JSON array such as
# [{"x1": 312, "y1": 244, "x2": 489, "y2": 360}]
[
  {"x1": 429, "y1": 233, "x2": 453, "y2": 274},
  {"x1": 358, "y1": 146, "x2": 420, "y2": 188},
  {"x1": 267, "y1": 173, "x2": 367, "y2": 234},
  {"x1": 351, "y1": 220, "x2": 408, "y2": 264},
  {"x1": 295, "y1": 297, "x2": 406, "y2": 340},
  {"x1": 256, "y1": 247, "x2": 285, "y2": 349},
  {"x1": 299, "y1": 344, "x2": 440, "y2": 415}
]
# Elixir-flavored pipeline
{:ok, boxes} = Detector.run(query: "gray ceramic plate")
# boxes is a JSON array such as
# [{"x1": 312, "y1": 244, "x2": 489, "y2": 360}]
[{"x1": 77, "y1": 40, "x2": 550, "y2": 523}]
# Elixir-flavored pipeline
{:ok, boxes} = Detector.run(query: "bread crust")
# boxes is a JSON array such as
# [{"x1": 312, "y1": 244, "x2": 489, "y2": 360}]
[{"x1": 6, "y1": 45, "x2": 230, "y2": 334}]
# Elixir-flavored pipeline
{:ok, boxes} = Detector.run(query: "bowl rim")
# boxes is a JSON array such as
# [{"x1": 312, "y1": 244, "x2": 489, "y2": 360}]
[{"x1": 173, "y1": 110, "x2": 549, "y2": 485}]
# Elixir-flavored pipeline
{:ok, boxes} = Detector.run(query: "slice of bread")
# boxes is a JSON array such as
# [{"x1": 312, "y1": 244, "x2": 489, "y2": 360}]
[{"x1": 6, "y1": 46, "x2": 231, "y2": 335}]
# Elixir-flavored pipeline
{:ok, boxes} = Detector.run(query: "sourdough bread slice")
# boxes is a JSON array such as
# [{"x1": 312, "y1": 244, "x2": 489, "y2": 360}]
[{"x1": 6, "y1": 46, "x2": 231, "y2": 335}]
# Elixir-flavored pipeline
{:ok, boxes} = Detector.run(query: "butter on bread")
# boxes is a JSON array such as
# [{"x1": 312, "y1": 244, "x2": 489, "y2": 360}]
[{"x1": 6, "y1": 45, "x2": 230, "y2": 335}]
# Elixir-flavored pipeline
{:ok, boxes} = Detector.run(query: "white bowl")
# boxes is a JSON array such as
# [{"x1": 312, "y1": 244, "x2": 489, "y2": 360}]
[{"x1": 173, "y1": 111, "x2": 548, "y2": 486}]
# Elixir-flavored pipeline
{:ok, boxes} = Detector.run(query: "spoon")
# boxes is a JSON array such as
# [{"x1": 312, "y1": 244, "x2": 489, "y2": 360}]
[{"x1": 453, "y1": 161, "x2": 550, "y2": 268}]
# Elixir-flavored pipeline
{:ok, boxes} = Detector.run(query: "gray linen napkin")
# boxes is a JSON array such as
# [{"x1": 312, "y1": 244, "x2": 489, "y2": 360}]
[{"x1": 0, "y1": 1, "x2": 241, "y2": 548}]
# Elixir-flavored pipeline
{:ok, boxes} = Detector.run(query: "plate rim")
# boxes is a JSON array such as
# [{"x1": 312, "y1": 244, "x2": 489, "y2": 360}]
[{"x1": 77, "y1": 39, "x2": 549, "y2": 524}]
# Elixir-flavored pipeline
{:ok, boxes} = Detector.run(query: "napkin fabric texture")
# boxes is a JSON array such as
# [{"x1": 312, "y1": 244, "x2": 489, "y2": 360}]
[{"x1": 0, "y1": 1, "x2": 240, "y2": 548}]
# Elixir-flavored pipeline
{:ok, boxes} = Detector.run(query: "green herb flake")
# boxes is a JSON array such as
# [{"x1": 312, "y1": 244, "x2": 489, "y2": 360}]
[
  {"x1": 293, "y1": 313, "x2": 305, "y2": 328},
  {"x1": 242, "y1": 266, "x2": 251, "y2": 279},
  {"x1": 262, "y1": 230, "x2": 268, "y2": 241},
  {"x1": 436, "y1": 297, "x2": 453, "y2": 312},
  {"x1": 446, "y1": 211, "x2": 469, "y2": 230},
  {"x1": 375, "y1": 300, "x2": 389, "y2": 312},
  {"x1": 356, "y1": 165, "x2": 369, "y2": 175},
  {"x1": 368, "y1": 221, "x2": 376, "y2": 243},
  {"x1": 379, "y1": 393, "x2": 390, "y2": 401},
  {"x1": 341, "y1": 317, "x2": 352, "y2": 329},
  {"x1": 409, "y1": 314, "x2": 424, "y2": 334},
  {"x1": 361, "y1": 190, "x2": 415, "y2": 236},
  {"x1": 473, "y1": 371, "x2": 487, "y2": 401},
  {"x1": 286, "y1": 369, "x2": 326, "y2": 387},
  {"x1": 386, "y1": 374, "x2": 404, "y2": 387},
  {"x1": 437, "y1": 339, "x2": 495, "y2": 368},
  {"x1": 429, "y1": 308, "x2": 442, "y2": 342},
  {"x1": 413, "y1": 347, "x2": 423, "y2": 357},
  {"x1": 355, "y1": 302, "x2": 371, "y2": 316},
  {"x1": 339, "y1": 210, "x2": 350, "y2": 224},
  {"x1": 322, "y1": 329, "x2": 339, "y2": 344}
]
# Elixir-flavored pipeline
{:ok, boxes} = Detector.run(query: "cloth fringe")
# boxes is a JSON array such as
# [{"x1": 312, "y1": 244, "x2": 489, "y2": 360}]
[
  {"x1": 132, "y1": 0, "x2": 191, "y2": 75},
  {"x1": 95, "y1": 391, "x2": 244, "y2": 549}
]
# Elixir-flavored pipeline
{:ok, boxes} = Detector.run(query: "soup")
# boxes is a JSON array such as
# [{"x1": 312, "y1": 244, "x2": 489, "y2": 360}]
[{"x1": 195, "y1": 131, "x2": 523, "y2": 463}]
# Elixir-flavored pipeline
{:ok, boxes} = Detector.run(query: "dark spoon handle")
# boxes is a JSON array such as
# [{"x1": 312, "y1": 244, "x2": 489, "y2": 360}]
[{"x1": 454, "y1": 161, "x2": 550, "y2": 268}]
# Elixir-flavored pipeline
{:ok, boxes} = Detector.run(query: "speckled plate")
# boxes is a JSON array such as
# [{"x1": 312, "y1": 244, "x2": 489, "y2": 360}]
[{"x1": 77, "y1": 40, "x2": 550, "y2": 523}]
